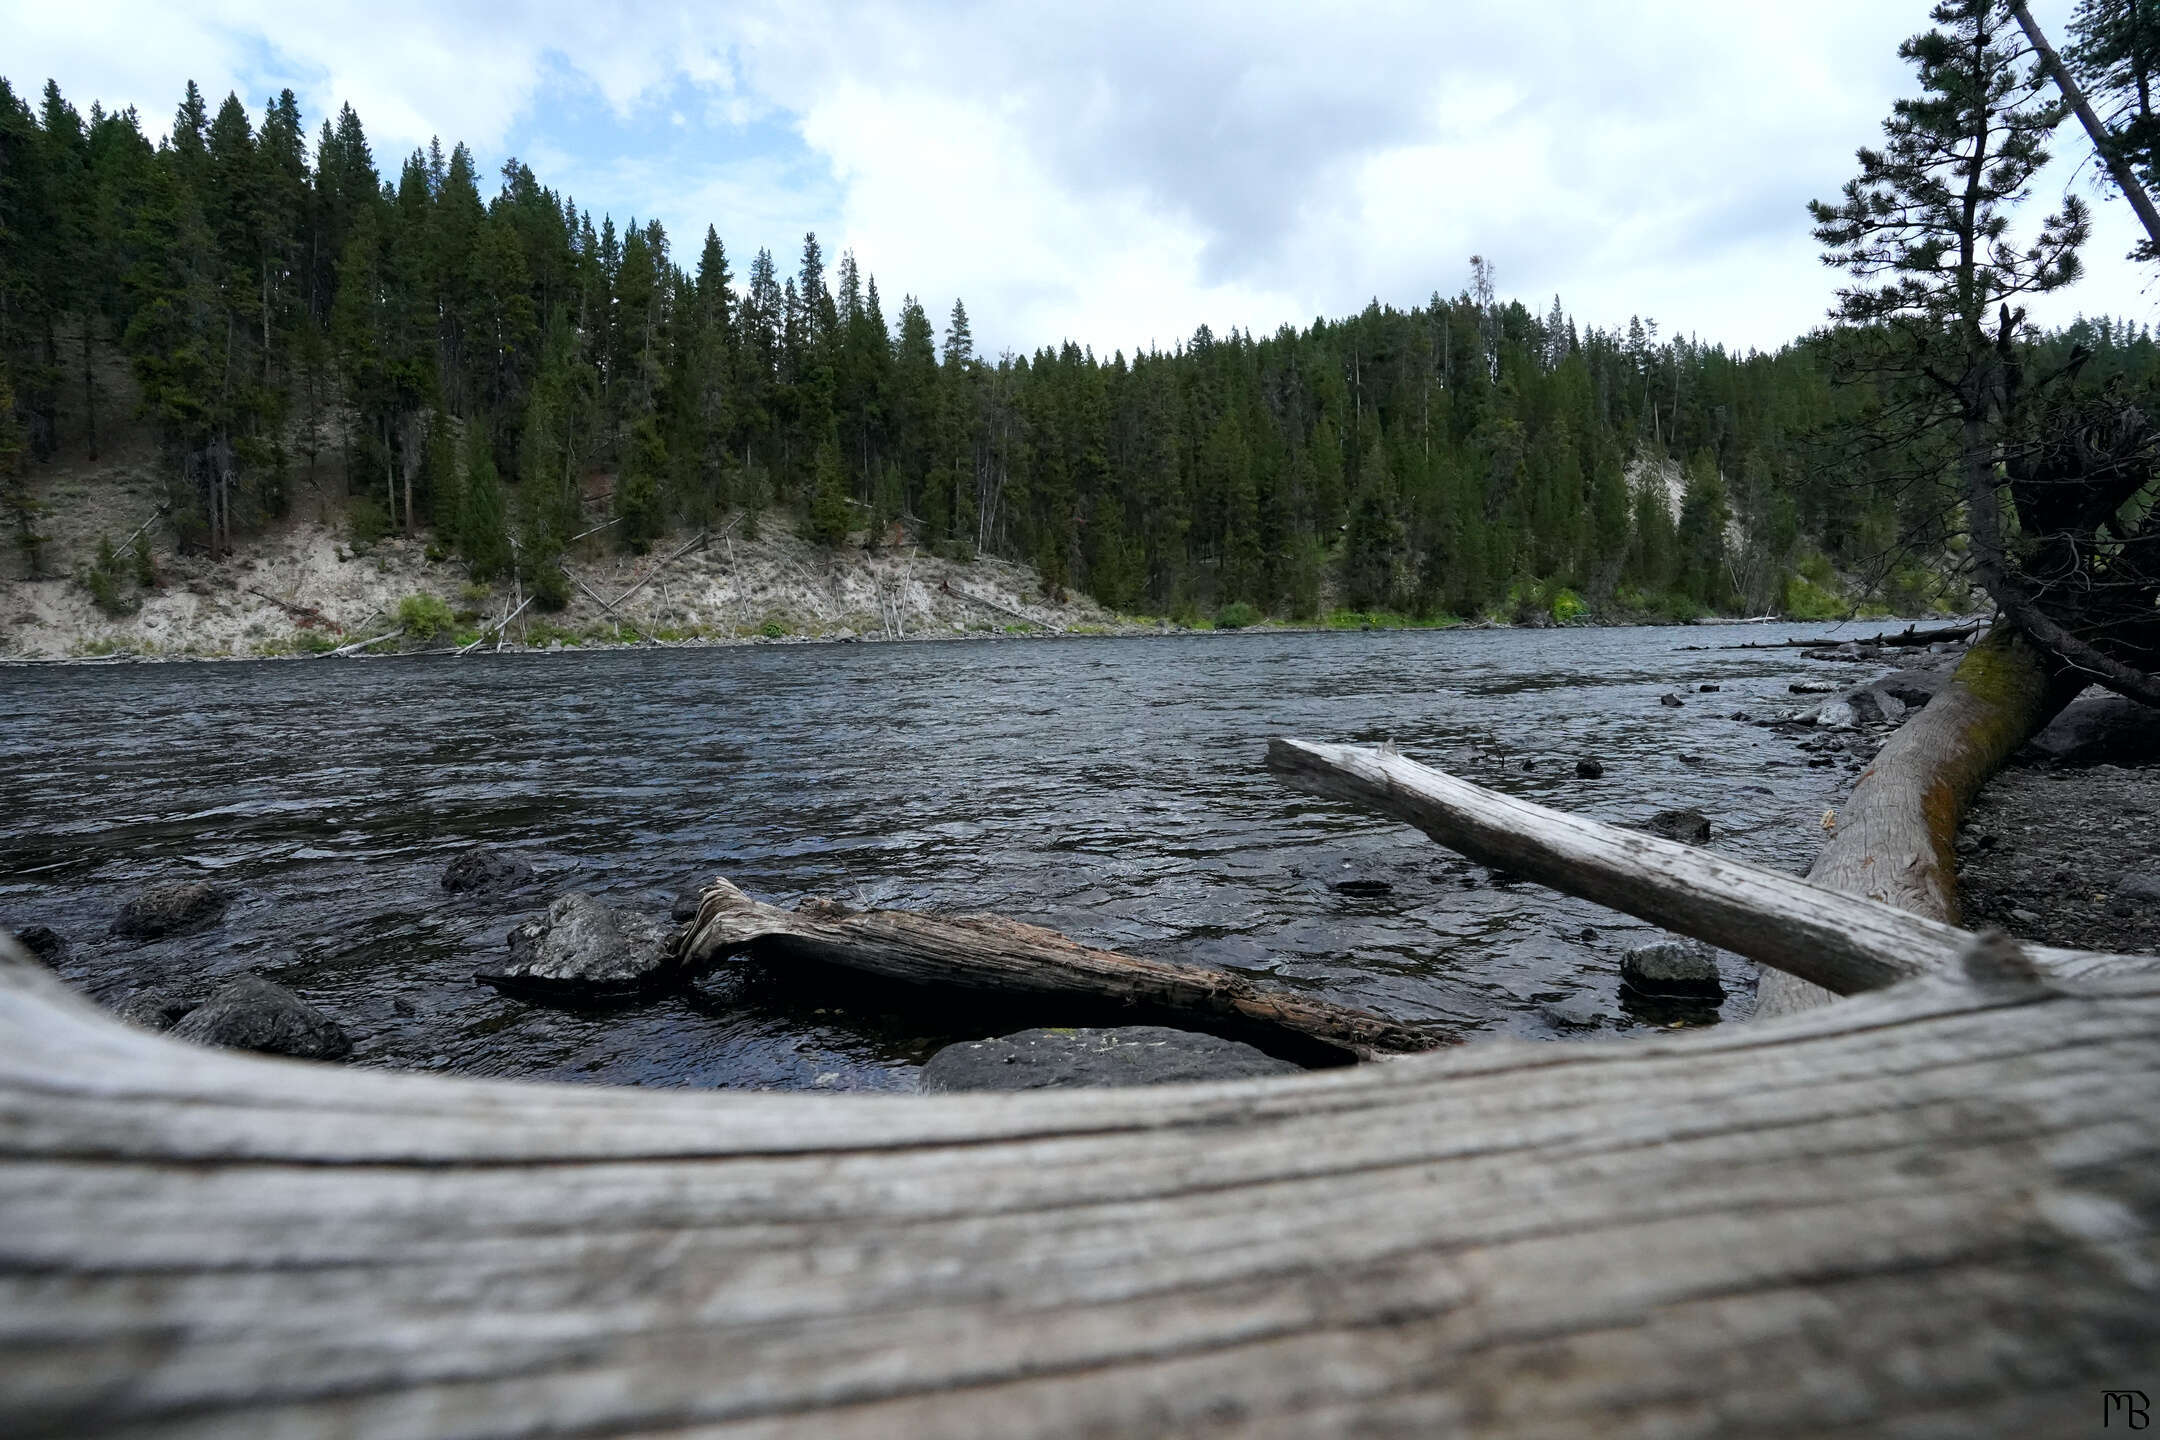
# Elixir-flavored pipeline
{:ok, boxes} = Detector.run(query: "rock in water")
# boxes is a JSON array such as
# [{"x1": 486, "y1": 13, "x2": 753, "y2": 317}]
[
  {"x1": 441, "y1": 847, "x2": 537, "y2": 893},
  {"x1": 1658, "y1": 693, "x2": 1685, "y2": 708},
  {"x1": 114, "y1": 988, "x2": 198, "y2": 1031},
  {"x1": 1872, "y1": 668, "x2": 1947, "y2": 709},
  {"x1": 11, "y1": 925, "x2": 67, "y2": 965},
  {"x1": 111, "y1": 881, "x2": 233, "y2": 940},
  {"x1": 1620, "y1": 940, "x2": 1726, "y2": 1001},
  {"x1": 1814, "y1": 699, "x2": 1859, "y2": 731},
  {"x1": 479, "y1": 892, "x2": 679, "y2": 995},
  {"x1": 170, "y1": 975, "x2": 351, "y2": 1059},
  {"x1": 921, "y1": 1026, "x2": 1301, "y2": 1092},
  {"x1": 1576, "y1": 758, "x2": 1605, "y2": 779},
  {"x1": 1638, "y1": 809, "x2": 1713, "y2": 845},
  {"x1": 1789, "y1": 679, "x2": 1837, "y2": 694}
]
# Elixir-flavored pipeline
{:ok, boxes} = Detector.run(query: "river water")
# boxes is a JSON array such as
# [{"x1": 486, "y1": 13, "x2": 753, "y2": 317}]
[{"x1": 0, "y1": 625, "x2": 1884, "y2": 1090}]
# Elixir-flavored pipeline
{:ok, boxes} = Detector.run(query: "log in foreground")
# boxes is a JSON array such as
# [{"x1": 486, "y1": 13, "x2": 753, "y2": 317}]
[
  {"x1": 5, "y1": 933, "x2": 2160, "y2": 1436},
  {"x1": 683, "y1": 877, "x2": 1444, "y2": 1061},
  {"x1": 1763, "y1": 622, "x2": 2081, "y2": 1015},
  {"x1": 1267, "y1": 736, "x2": 2157, "y2": 996}
]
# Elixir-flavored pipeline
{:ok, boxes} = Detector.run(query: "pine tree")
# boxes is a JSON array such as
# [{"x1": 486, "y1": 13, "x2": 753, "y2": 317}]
[{"x1": 806, "y1": 427, "x2": 852, "y2": 547}]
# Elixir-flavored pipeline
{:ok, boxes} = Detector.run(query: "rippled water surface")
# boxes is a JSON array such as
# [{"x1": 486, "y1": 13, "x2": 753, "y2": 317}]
[{"x1": 1, "y1": 627, "x2": 1884, "y2": 1089}]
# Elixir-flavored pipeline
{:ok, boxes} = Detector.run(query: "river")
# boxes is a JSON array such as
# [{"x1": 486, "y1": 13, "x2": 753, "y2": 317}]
[{"x1": 0, "y1": 625, "x2": 1885, "y2": 1089}]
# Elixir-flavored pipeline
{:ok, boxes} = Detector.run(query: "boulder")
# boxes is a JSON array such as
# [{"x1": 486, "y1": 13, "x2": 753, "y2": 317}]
[
  {"x1": 169, "y1": 975, "x2": 350, "y2": 1059},
  {"x1": 1658, "y1": 693, "x2": 1685, "y2": 708},
  {"x1": 1620, "y1": 940, "x2": 1726, "y2": 1001},
  {"x1": 477, "y1": 892, "x2": 679, "y2": 995},
  {"x1": 1575, "y1": 757, "x2": 1605, "y2": 779},
  {"x1": 920, "y1": 1026, "x2": 1301, "y2": 1093},
  {"x1": 1538, "y1": 995, "x2": 1613, "y2": 1031},
  {"x1": 111, "y1": 881, "x2": 232, "y2": 940},
  {"x1": 1843, "y1": 688, "x2": 1906, "y2": 727},
  {"x1": 1871, "y1": 668, "x2": 1947, "y2": 709},
  {"x1": 1638, "y1": 809, "x2": 1713, "y2": 845},
  {"x1": 114, "y1": 988, "x2": 198, "y2": 1031},
  {"x1": 440, "y1": 847, "x2": 537, "y2": 894},
  {"x1": 2022, "y1": 695, "x2": 2160, "y2": 768},
  {"x1": 1814, "y1": 700, "x2": 1859, "y2": 731},
  {"x1": 12, "y1": 924, "x2": 67, "y2": 966}
]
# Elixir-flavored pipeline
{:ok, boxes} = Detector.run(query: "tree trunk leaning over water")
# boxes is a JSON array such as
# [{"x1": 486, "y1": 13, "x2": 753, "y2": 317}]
[
  {"x1": 682, "y1": 877, "x2": 1447, "y2": 1061},
  {"x1": 1759, "y1": 622, "x2": 2078, "y2": 1016}
]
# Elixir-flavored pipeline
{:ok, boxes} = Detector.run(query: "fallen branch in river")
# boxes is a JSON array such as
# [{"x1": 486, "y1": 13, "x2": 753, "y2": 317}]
[
  {"x1": 1266, "y1": 735, "x2": 2155, "y2": 998},
  {"x1": 322, "y1": 627, "x2": 404, "y2": 657},
  {"x1": 682, "y1": 877, "x2": 1446, "y2": 1061},
  {"x1": 1715, "y1": 620, "x2": 1986, "y2": 651}
]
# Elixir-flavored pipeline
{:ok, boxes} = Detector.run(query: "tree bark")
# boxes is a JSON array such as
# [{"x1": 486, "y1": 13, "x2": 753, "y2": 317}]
[
  {"x1": 2009, "y1": 0, "x2": 2160, "y2": 255},
  {"x1": 683, "y1": 877, "x2": 1448, "y2": 1062},
  {"x1": 1759, "y1": 623, "x2": 2079, "y2": 1015}
]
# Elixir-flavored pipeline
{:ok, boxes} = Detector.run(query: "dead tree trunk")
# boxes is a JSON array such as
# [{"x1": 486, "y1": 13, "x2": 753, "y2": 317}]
[
  {"x1": 1759, "y1": 623, "x2": 2078, "y2": 1015},
  {"x1": 684, "y1": 878, "x2": 1446, "y2": 1061}
]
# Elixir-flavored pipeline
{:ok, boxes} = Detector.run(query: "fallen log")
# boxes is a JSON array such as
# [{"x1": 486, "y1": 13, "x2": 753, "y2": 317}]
[
  {"x1": 1268, "y1": 737, "x2": 2156, "y2": 997},
  {"x1": 322, "y1": 626, "x2": 404, "y2": 657},
  {"x1": 1760, "y1": 621, "x2": 2081, "y2": 1015},
  {"x1": 245, "y1": 587, "x2": 340, "y2": 631},
  {"x1": 4, "y1": 927, "x2": 2159, "y2": 1435},
  {"x1": 942, "y1": 579, "x2": 1066, "y2": 634},
  {"x1": 683, "y1": 877, "x2": 1445, "y2": 1061},
  {"x1": 457, "y1": 593, "x2": 536, "y2": 655},
  {"x1": 1715, "y1": 619, "x2": 1985, "y2": 651}
]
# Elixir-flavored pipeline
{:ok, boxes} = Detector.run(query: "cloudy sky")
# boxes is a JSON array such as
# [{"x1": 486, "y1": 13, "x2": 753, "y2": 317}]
[{"x1": 8, "y1": 0, "x2": 2154, "y2": 357}]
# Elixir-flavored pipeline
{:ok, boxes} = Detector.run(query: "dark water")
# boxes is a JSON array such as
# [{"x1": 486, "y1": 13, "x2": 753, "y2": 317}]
[{"x1": 0, "y1": 626, "x2": 1883, "y2": 1090}]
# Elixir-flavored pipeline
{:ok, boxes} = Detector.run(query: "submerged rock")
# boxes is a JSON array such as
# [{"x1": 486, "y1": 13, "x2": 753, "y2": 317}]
[
  {"x1": 921, "y1": 1026, "x2": 1300, "y2": 1092},
  {"x1": 113, "y1": 987, "x2": 198, "y2": 1031},
  {"x1": 1331, "y1": 878, "x2": 1394, "y2": 898},
  {"x1": 170, "y1": 975, "x2": 351, "y2": 1059},
  {"x1": 479, "y1": 892, "x2": 679, "y2": 995},
  {"x1": 1620, "y1": 940, "x2": 1726, "y2": 1001},
  {"x1": 1575, "y1": 757, "x2": 1605, "y2": 779},
  {"x1": 1638, "y1": 809, "x2": 1713, "y2": 845},
  {"x1": 12, "y1": 924, "x2": 67, "y2": 966},
  {"x1": 112, "y1": 881, "x2": 233, "y2": 940},
  {"x1": 441, "y1": 846, "x2": 537, "y2": 894}
]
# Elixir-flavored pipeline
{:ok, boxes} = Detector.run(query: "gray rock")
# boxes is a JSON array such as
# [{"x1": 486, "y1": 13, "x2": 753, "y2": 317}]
[
  {"x1": 2117, "y1": 874, "x2": 2160, "y2": 905},
  {"x1": 441, "y1": 847, "x2": 537, "y2": 894},
  {"x1": 114, "y1": 987, "x2": 198, "y2": 1031},
  {"x1": 1844, "y1": 688, "x2": 1907, "y2": 726},
  {"x1": 478, "y1": 892, "x2": 679, "y2": 994},
  {"x1": 1538, "y1": 995, "x2": 1612, "y2": 1031},
  {"x1": 1658, "y1": 693, "x2": 1685, "y2": 708},
  {"x1": 170, "y1": 975, "x2": 350, "y2": 1059},
  {"x1": 11, "y1": 924, "x2": 67, "y2": 965},
  {"x1": 1575, "y1": 757, "x2": 1605, "y2": 779},
  {"x1": 1872, "y1": 668, "x2": 1947, "y2": 709},
  {"x1": 111, "y1": 881, "x2": 233, "y2": 940},
  {"x1": 2023, "y1": 695, "x2": 2160, "y2": 768},
  {"x1": 1620, "y1": 940, "x2": 1726, "y2": 1001},
  {"x1": 1638, "y1": 809, "x2": 1712, "y2": 845},
  {"x1": 920, "y1": 1026, "x2": 1300, "y2": 1092},
  {"x1": 1814, "y1": 700, "x2": 1859, "y2": 731}
]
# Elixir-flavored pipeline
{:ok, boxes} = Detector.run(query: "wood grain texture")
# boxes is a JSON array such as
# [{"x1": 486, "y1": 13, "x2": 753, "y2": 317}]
[
  {"x1": 682, "y1": 876, "x2": 1448, "y2": 1060},
  {"x1": 2, "y1": 940, "x2": 2158, "y2": 1437}
]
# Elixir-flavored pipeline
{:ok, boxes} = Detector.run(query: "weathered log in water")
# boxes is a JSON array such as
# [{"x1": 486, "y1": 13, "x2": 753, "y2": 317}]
[
  {"x1": 4, "y1": 932, "x2": 2159, "y2": 1437},
  {"x1": 1761, "y1": 622, "x2": 2081, "y2": 1015},
  {"x1": 682, "y1": 877, "x2": 1443, "y2": 1061},
  {"x1": 1714, "y1": 619, "x2": 1986, "y2": 651}
]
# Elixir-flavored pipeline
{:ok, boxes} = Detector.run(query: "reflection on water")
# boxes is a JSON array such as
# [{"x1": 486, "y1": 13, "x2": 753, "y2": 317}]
[{"x1": 0, "y1": 626, "x2": 1881, "y2": 1089}]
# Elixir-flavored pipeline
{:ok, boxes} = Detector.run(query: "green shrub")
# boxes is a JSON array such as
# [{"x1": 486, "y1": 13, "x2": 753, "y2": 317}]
[
  {"x1": 1214, "y1": 601, "x2": 1263, "y2": 630},
  {"x1": 293, "y1": 629, "x2": 338, "y2": 655},
  {"x1": 396, "y1": 592, "x2": 456, "y2": 640},
  {"x1": 348, "y1": 497, "x2": 392, "y2": 546},
  {"x1": 758, "y1": 617, "x2": 787, "y2": 639},
  {"x1": 1549, "y1": 588, "x2": 1587, "y2": 623},
  {"x1": 82, "y1": 536, "x2": 135, "y2": 617},
  {"x1": 1783, "y1": 571, "x2": 1845, "y2": 621}
]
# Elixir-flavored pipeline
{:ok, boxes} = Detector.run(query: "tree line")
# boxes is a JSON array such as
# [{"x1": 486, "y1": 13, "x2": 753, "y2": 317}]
[{"x1": 2, "y1": 53, "x2": 2156, "y2": 624}]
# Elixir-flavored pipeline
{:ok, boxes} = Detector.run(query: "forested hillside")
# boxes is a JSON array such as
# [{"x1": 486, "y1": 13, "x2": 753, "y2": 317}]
[{"x1": 4, "y1": 73, "x2": 2156, "y2": 624}]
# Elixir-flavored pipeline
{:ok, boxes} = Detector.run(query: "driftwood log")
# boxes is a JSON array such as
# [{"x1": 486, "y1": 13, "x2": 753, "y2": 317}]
[
  {"x1": 1761, "y1": 622, "x2": 2079, "y2": 1015},
  {"x1": 683, "y1": 877, "x2": 1444, "y2": 1061},
  {"x1": 4, "y1": 929, "x2": 2159, "y2": 1435}
]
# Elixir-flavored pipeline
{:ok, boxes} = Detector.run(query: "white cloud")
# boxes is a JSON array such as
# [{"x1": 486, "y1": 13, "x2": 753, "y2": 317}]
[{"x1": 5, "y1": 0, "x2": 2152, "y2": 355}]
